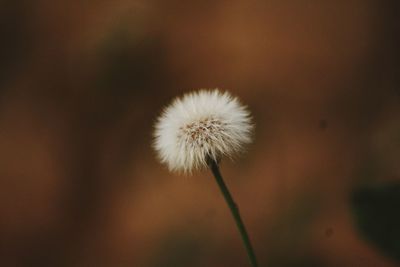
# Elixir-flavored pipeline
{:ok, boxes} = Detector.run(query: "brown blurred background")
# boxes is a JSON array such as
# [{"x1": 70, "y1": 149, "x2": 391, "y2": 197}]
[{"x1": 0, "y1": 1, "x2": 399, "y2": 266}]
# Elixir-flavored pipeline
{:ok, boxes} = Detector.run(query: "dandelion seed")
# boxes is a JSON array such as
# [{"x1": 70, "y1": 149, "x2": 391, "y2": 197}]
[{"x1": 153, "y1": 89, "x2": 253, "y2": 173}]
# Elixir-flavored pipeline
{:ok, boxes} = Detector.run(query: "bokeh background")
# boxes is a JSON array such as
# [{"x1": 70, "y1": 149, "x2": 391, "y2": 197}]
[{"x1": 0, "y1": 1, "x2": 399, "y2": 266}]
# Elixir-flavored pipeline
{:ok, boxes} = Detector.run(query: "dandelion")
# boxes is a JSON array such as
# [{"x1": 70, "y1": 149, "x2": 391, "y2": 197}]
[
  {"x1": 153, "y1": 89, "x2": 258, "y2": 267},
  {"x1": 153, "y1": 89, "x2": 253, "y2": 173}
]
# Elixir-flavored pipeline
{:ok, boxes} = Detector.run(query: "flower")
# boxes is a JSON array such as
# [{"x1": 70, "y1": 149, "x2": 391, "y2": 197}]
[{"x1": 153, "y1": 89, "x2": 253, "y2": 173}]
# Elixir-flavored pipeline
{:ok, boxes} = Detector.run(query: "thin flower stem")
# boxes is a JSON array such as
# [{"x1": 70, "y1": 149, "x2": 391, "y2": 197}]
[{"x1": 208, "y1": 160, "x2": 259, "y2": 267}]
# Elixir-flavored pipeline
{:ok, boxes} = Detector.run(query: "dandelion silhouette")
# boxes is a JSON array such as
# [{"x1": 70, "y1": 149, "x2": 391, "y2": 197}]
[{"x1": 153, "y1": 89, "x2": 258, "y2": 267}]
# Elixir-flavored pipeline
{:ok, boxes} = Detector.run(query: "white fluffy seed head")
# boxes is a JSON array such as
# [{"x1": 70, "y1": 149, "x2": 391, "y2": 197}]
[{"x1": 153, "y1": 89, "x2": 254, "y2": 173}]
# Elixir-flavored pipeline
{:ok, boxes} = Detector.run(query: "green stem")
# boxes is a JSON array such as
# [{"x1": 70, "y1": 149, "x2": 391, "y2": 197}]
[{"x1": 208, "y1": 160, "x2": 259, "y2": 267}]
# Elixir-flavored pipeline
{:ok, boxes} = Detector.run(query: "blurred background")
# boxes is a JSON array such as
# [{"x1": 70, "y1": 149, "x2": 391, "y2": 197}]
[{"x1": 0, "y1": 1, "x2": 399, "y2": 266}]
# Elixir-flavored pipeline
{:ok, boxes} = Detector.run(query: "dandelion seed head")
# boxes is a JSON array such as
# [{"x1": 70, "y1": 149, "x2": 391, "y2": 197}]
[{"x1": 153, "y1": 89, "x2": 253, "y2": 173}]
